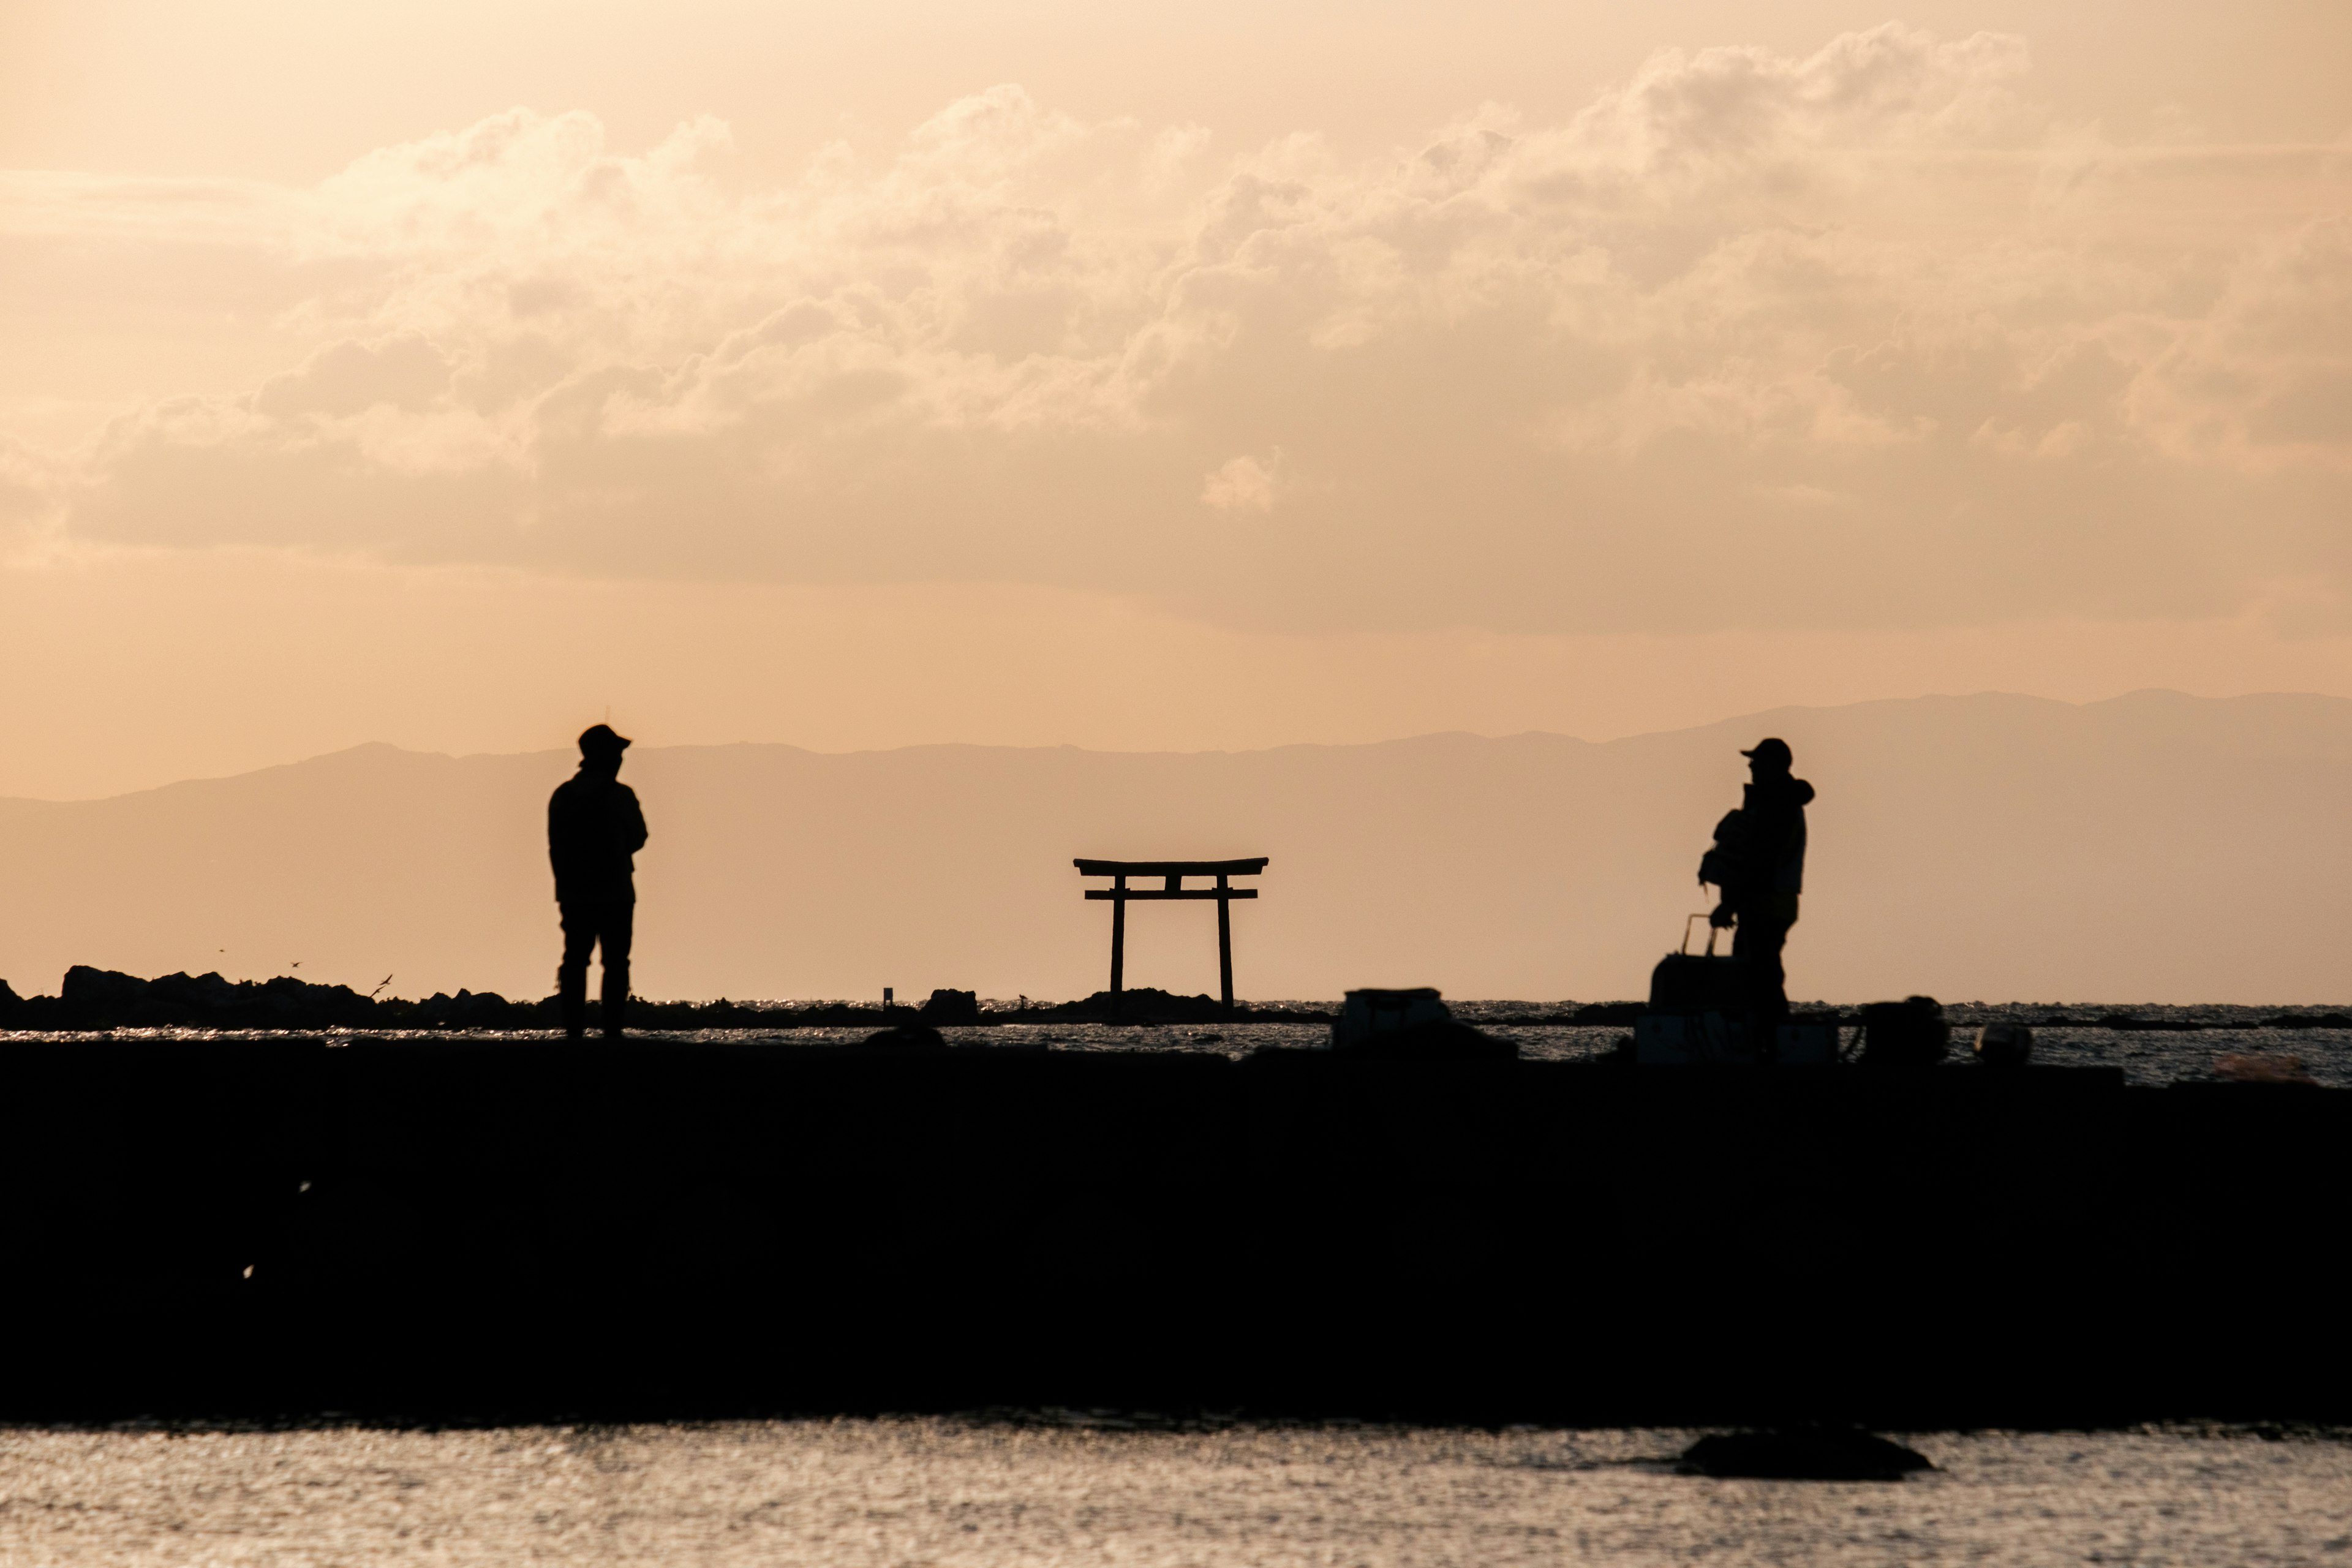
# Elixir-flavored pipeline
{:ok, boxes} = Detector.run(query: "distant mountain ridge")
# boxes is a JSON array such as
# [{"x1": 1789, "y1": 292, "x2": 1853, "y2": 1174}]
[{"x1": 4, "y1": 690, "x2": 2348, "y2": 1005}]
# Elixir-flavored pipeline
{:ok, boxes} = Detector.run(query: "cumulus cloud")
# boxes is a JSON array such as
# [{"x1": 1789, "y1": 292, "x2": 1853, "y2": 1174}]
[
  {"x1": 254, "y1": 333, "x2": 454, "y2": 419},
  {"x1": 9, "y1": 23, "x2": 2351, "y2": 632},
  {"x1": 1202, "y1": 453, "x2": 1280, "y2": 513}
]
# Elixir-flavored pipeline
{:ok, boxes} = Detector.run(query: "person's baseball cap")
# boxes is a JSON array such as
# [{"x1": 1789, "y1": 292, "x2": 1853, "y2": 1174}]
[
  {"x1": 1741, "y1": 737, "x2": 1793, "y2": 766},
  {"x1": 578, "y1": 723, "x2": 631, "y2": 757}
]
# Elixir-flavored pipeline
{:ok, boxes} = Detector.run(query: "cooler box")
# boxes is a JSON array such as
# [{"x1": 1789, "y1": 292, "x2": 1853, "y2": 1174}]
[{"x1": 1648, "y1": 915, "x2": 1747, "y2": 1014}]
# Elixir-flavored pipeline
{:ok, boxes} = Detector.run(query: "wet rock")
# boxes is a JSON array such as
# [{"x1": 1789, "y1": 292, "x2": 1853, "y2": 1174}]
[{"x1": 1679, "y1": 1427, "x2": 1932, "y2": 1481}]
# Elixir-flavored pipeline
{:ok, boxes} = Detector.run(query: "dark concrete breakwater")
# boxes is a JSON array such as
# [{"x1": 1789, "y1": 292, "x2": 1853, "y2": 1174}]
[
  {"x1": 10, "y1": 964, "x2": 2346, "y2": 1033},
  {"x1": 0, "y1": 1033, "x2": 2342, "y2": 1428}
]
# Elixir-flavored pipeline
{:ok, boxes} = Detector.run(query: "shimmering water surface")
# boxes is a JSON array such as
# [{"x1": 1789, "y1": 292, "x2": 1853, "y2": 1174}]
[{"x1": 2, "y1": 1419, "x2": 2346, "y2": 1566}]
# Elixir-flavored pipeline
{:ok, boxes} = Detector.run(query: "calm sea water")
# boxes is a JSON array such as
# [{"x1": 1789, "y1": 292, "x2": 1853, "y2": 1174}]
[{"x1": 2, "y1": 1419, "x2": 2347, "y2": 1566}]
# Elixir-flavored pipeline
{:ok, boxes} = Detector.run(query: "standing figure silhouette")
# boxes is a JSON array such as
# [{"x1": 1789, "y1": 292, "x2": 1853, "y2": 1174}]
[
  {"x1": 1703, "y1": 736, "x2": 1813, "y2": 1026},
  {"x1": 549, "y1": 723, "x2": 649, "y2": 1039}
]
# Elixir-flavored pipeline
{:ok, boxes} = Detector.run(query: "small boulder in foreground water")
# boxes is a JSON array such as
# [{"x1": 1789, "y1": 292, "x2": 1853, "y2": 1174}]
[
  {"x1": 1679, "y1": 1427, "x2": 1933, "y2": 1481},
  {"x1": 859, "y1": 1022, "x2": 948, "y2": 1050}
]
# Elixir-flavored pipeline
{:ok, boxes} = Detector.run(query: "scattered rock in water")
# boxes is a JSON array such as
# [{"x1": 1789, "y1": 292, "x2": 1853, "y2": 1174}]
[{"x1": 1679, "y1": 1427, "x2": 1933, "y2": 1481}]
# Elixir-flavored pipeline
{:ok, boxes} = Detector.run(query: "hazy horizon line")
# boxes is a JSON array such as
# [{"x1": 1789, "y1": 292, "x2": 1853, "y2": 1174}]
[{"x1": 13, "y1": 684, "x2": 2345, "y2": 805}]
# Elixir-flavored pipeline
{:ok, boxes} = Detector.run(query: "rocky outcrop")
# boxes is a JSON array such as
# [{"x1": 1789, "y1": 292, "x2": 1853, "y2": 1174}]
[
  {"x1": 0, "y1": 969, "x2": 1307, "y2": 1031},
  {"x1": 30, "y1": 967, "x2": 386, "y2": 1030},
  {"x1": 916, "y1": 988, "x2": 981, "y2": 1026}
]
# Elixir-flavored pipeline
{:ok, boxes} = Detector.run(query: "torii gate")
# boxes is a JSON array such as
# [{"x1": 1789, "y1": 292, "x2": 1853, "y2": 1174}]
[{"x1": 1073, "y1": 857, "x2": 1270, "y2": 1016}]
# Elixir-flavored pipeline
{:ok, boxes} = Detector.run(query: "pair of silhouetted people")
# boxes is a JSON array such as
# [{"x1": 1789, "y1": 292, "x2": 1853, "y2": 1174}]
[
  {"x1": 1700, "y1": 736, "x2": 1813, "y2": 1023},
  {"x1": 549, "y1": 723, "x2": 648, "y2": 1039},
  {"x1": 543, "y1": 722, "x2": 1801, "y2": 1041}
]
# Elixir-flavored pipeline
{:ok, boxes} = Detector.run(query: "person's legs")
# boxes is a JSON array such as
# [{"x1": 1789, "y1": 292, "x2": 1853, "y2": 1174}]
[
  {"x1": 598, "y1": 897, "x2": 633, "y2": 1038},
  {"x1": 557, "y1": 902, "x2": 597, "y2": 1039},
  {"x1": 1732, "y1": 915, "x2": 1792, "y2": 1022}
]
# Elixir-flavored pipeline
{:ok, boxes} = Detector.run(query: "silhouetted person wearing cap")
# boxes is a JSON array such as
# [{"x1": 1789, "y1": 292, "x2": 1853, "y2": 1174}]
[
  {"x1": 549, "y1": 724, "x2": 648, "y2": 1039},
  {"x1": 1704, "y1": 737, "x2": 1814, "y2": 1025}
]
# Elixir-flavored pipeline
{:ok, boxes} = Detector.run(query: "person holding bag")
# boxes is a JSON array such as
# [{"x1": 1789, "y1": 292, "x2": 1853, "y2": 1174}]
[{"x1": 1700, "y1": 736, "x2": 1814, "y2": 1024}]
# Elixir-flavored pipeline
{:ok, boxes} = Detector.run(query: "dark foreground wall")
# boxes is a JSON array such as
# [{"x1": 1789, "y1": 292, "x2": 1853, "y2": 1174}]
[{"x1": 0, "y1": 1039, "x2": 2342, "y2": 1425}]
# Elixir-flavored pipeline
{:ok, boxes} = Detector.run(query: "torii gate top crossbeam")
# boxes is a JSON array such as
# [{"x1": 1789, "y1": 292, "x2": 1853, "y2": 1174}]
[{"x1": 1072, "y1": 858, "x2": 1269, "y2": 878}]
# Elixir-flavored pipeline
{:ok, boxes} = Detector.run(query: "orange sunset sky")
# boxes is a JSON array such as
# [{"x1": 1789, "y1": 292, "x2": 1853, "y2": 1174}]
[{"x1": 4, "y1": 1, "x2": 2349, "y2": 802}]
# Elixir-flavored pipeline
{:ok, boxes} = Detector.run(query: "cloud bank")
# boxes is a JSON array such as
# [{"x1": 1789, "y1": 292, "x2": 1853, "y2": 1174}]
[{"x1": 6, "y1": 23, "x2": 2350, "y2": 635}]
